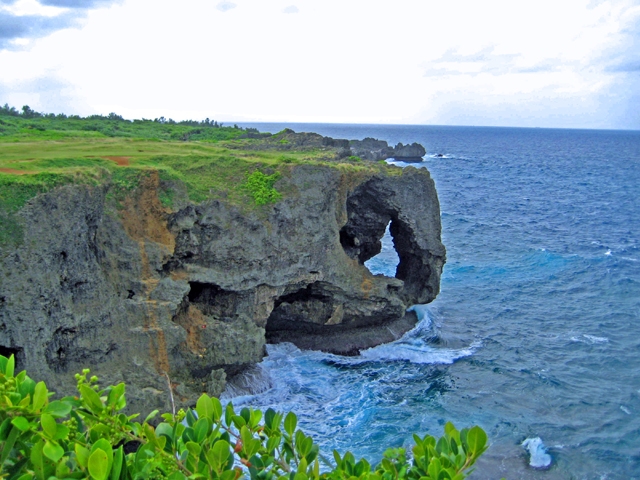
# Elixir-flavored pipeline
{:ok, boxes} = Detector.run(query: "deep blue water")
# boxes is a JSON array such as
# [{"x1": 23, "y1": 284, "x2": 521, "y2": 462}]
[{"x1": 230, "y1": 124, "x2": 640, "y2": 479}]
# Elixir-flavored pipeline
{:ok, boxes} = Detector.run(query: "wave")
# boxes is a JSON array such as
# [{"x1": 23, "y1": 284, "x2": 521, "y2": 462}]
[
  {"x1": 352, "y1": 305, "x2": 480, "y2": 365},
  {"x1": 223, "y1": 306, "x2": 479, "y2": 400},
  {"x1": 570, "y1": 334, "x2": 609, "y2": 344}
]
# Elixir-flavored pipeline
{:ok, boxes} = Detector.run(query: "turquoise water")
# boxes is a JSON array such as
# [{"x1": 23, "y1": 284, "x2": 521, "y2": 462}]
[{"x1": 230, "y1": 124, "x2": 640, "y2": 479}]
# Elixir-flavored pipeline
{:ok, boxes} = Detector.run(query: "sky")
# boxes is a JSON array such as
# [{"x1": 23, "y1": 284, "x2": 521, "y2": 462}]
[{"x1": 0, "y1": 0, "x2": 639, "y2": 129}]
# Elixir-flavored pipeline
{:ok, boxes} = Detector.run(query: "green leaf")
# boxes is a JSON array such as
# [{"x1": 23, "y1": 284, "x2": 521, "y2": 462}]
[
  {"x1": 207, "y1": 439, "x2": 230, "y2": 472},
  {"x1": 75, "y1": 444, "x2": 91, "y2": 468},
  {"x1": 250, "y1": 409, "x2": 262, "y2": 429},
  {"x1": 240, "y1": 407, "x2": 251, "y2": 424},
  {"x1": 11, "y1": 416, "x2": 30, "y2": 432},
  {"x1": 186, "y1": 441, "x2": 201, "y2": 457},
  {"x1": 168, "y1": 472, "x2": 188, "y2": 480},
  {"x1": 92, "y1": 438, "x2": 114, "y2": 475},
  {"x1": 211, "y1": 396, "x2": 223, "y2": 421},
  {"x1": 186, "y1": 408, "x2": 197, "y2": 427},
  {"x1": 466, "y1": 426, "x2": 487, "y2": 457},
  {"x1": 111, "y1": 446, "x2": 124, "y2": 480},
  {"x1": 0, "y1": 425, "x2": 21, "y2": 466},
  {"x1": 333, "y1": 450, "x2": 342, "y2": 467},
  {"x1": 40, "y1": 413, "x2": 58, "y2": 438},
  {"x1": 31, "y1": 440, "x2": 52, "y2": 480},
  {"x1": 220, "y1": 470, "x2": 236, "y2": 480},
  {"x1": 32, "y1": 381, "x2": 48, "y2": 411},
  {"x1": 428, "y1": 457, "x2": 442, "y2": 479},
  {"x1": 107, "y1": 383, "x2": 125, "y2": 408},
  {"x1": 5, "y1": 353, "x2": 15, "y2": 377},
  {"x1": 43, "y1": 400, "x2": 72, "y2": 418},
  {"x1": 88, "y1": 449, "x2": 110, "y2": 480},
  {"x1": 224, "y1": 402, "x2": 234, "y2": 427},
  {"x1": 284, "y1": 412, "x2": 297, "y2": 437},
  {"x1": 144, "y1": 409, "x2": 159, "y2": 423},
  {"x1": 265, "y1": 408, "x2": 276, "y2": 430},
  {"x1": 0, "y1": 355, "x2": 7, "y2": 373},
  {"x1": 231, "y1": 415, "x2": 246, "y2": 429},
  {"x1": 300, "y1": 437, "x2": 313, "y2": 457},
  {"x1": 436, "y1": 436, "x2": 450, "y2": 455},
  {"x1": 194, "y1": 417, "x2": 210, "y2": 443},
  {"x1": 0, "y1": 418, "x2": 11, "y2": 441},
  {"x1": 43, "y1": 440, "x2": 64, "y2": 462},
  {"x1": 266, "y1": 435, "x2": 281, "y2": 453},
  {"x1": 18, "y1": 375, "x2": 36, "y2": 400},
  {"x1": 56, "y1": 459, "x2": 71, "y2": 478},
  {"x1": 80, "y1": 384, "x2": 104, "y2": 414},
  {"x1": 156, "y1": 422, "x2": 174, "y2": 441},
  {"x1": 196, "y1": 394, "x2": 214, "y2": 421}
]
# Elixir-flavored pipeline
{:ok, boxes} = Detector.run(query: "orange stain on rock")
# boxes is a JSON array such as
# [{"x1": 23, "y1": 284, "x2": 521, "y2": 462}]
[{"x1": 104, "y1": 156, "x2": 131, "y2": 166}]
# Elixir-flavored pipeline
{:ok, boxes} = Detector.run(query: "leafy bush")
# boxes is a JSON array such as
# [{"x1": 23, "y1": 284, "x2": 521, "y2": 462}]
[
  {"x1": 242, "y1": 171, "x2": 282, "y2": 206},
  {"x1": 0, "y1": 354, "x2": 488, "y2": 479}
]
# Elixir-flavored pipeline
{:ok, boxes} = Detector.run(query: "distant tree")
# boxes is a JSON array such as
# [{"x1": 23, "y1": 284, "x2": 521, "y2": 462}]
[
  {"x1": 0, "y1": 104, "x2": 19, "y2": 116},
  {"x1": 21, "y1": 105, "x2": 38, "y2": 118}
]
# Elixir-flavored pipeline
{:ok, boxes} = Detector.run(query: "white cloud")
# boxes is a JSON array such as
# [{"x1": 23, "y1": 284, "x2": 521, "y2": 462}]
[
  {"x1": 0, "y1": 0, "x2": 638, "y2": 129},
  {"x1": 216, "y1": 1, "x2": 236, "y2": 12},
  {"x1": 282, "y1": 5, "x2": 298, "y2": 14}
]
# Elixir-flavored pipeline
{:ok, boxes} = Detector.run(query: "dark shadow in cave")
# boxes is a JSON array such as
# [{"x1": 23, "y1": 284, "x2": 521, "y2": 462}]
[
  {"x1": 265, "y1": 282, "x2": 334, "y2": 337},
  {"x1": 186, "y1": 282, "x2": 240, "y2": 320}
]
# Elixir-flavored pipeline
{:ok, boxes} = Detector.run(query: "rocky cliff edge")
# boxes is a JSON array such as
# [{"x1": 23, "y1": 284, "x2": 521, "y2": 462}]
[{"x1": 0, "y1": 164, "x2": 444, "y2": 414}]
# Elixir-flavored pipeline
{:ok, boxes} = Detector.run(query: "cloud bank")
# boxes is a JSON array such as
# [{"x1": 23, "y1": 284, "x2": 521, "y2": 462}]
[{"x1": 0, "y1": 0, "x2": 122, "y2": 50}]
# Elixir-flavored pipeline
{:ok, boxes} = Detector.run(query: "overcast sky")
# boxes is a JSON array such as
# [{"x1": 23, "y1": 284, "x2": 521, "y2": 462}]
[{"x1": 0, "y1": 0, "x2": 638, "y2": 129}]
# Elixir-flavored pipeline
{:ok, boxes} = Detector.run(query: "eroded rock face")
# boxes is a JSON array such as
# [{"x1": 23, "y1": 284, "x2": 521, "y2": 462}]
[
  {"x1": 0, "y1": 165, "x2": 444, "y2": 414},
  {"x1": 392, "y1": 142, "x2": 427, "y2": 161}
]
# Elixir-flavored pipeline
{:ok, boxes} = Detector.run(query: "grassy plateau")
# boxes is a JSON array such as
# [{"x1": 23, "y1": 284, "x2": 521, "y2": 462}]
[{"x1": 0, "y1": 107, "x2": 393, "y2": 246}]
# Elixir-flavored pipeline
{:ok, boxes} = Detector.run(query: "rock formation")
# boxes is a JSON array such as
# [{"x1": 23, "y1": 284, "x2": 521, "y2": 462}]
[
  {"x1": 239, "y1": 130, "x2": 427, "y2": 162},
  {"x1": 0, "y1": 164, "x2": 444, "y2": 414},
  {"x1": 392, "y1": 142, "x2": 427, "y2": 161}
]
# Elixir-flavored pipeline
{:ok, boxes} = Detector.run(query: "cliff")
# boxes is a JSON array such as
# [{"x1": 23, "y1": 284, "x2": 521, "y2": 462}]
[{"x1": 0, "y1": 126, "x2": 444, "y2": 415}]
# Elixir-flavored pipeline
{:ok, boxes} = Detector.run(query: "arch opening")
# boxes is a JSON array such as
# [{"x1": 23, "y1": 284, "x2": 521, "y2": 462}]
[{"x1": 364, "y1": 221, "x2": 400, "y2": 277}]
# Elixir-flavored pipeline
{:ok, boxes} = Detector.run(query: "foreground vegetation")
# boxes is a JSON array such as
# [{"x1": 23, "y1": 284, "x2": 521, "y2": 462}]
[{"x1": 0, "y1": 355, "x2": 488, "y2": 479}]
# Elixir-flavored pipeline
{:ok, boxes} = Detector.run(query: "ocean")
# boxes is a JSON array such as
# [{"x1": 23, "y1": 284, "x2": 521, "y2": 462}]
[{"x1": 229, "y1": 123, "x2": 640, "y2": 479}]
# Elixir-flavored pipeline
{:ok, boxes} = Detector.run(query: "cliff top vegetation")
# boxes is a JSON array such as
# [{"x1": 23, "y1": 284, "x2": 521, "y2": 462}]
[{"x1": 0, "y1": 105, "x2": 399, "y2": 245}]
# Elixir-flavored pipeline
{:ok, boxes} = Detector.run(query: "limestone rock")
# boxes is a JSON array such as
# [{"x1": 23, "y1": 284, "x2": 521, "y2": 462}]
[
  {"x1": 392, "y1": 142, "x2": 427, "y2": 161},
  {"x1": 0, "y1": 164, "x2": 444, "y2": 414}
]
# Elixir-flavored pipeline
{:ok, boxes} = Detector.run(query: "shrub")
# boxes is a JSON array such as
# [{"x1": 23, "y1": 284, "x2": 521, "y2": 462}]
[
  {"x1": 0, "y1": 354, "x2": 488, "y2": 479},
  {"x1": 242, "y1": 171, "x2": 282, "y2": 206}
]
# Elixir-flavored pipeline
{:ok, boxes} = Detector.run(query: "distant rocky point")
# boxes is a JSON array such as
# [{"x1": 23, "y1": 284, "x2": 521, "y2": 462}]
[{"x1": 240, "y1": 129, "x2": 427, "y2": 162}]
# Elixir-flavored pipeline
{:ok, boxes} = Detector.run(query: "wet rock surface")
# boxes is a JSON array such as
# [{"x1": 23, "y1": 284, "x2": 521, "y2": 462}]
[{"x1": 0, "y1": 165, "x2": 444, "y2": 414}]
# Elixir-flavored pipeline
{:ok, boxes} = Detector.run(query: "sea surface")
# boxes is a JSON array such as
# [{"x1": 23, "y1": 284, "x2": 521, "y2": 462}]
[{"x1": 230, "y1": 123, "x2": 640, "y2": 479}]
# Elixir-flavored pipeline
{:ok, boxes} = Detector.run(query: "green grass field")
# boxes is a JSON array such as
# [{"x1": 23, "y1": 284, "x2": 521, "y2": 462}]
[{"x1": 0, "y1": 110, "x2": 393, "y2": 246}]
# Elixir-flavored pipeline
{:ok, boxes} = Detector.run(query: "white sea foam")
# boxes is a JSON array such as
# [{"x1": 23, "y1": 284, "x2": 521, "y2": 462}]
[
  {"x1": 353, "y1": 306, "x2": 479, "y2": 365},
  {"x1": 357, "y1": 341, "x2": 480, "y2": 365},
  {"x1": 620, "y1": 405, "x2": 631, "y2": 415},
  {"x1": 583, "y1": 334, "x2": 609, "y2": 344},
  {"x1": 571, "y1": 334, "x2": 609, "y2": 344},
  {"x1": 605, "y1": 250, "x2": 612, "y2": 256},
  {"x1": 522, "y1": 437, "x2": 552, "y2": 469}
]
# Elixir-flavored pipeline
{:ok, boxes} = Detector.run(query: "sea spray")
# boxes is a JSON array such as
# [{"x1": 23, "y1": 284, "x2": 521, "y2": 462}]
[{"x1": 522, "y1": 437, "x2": 552, "y2": 469}]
